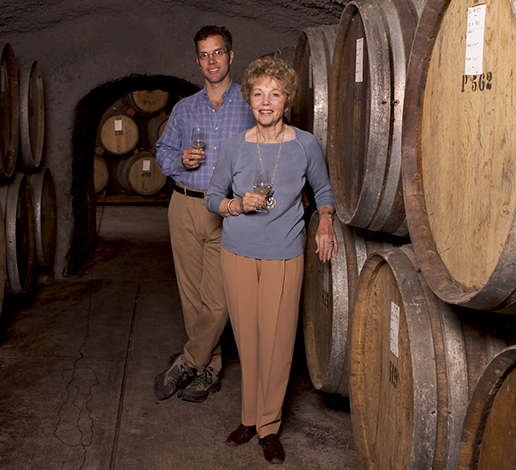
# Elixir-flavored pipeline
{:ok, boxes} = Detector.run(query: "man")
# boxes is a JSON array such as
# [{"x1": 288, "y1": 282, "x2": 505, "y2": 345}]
[{"x1": 154, "y1": 25, "x2": 255, "y2": 403}]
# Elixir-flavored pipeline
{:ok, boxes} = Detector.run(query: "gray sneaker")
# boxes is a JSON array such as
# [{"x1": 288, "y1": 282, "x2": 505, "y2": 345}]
[
  {"x1": 179, "y1": 366, "x2": 221, "y2": 402},
  {"x1": 154, "y1": 354, "x2": 196, "y2": 400}
]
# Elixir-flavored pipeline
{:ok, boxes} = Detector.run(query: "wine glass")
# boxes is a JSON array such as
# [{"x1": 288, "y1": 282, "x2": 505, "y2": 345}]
[
  {"x1": 253, "y1": 169, "x2": 272, "y2": 213},
  {"x1": 191, "y1": 127, "x2": 206, "y2": 162}
]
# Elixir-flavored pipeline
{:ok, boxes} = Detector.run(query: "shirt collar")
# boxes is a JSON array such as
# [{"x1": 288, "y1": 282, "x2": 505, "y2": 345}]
[{"x1": 201, "y1": 80, "x2": 235, "y2": 105}]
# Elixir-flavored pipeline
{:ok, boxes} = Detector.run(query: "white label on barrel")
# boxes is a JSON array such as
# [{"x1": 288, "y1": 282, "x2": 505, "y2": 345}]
[
  {"x1": 390, "y1": 302, "x2": 400, "y2": 358},
  {"x1": 142, "y1": 159, "x2": 151, "y2": 172},
  {"x1": 355, "y1": 38, "x2": 364, "y2": 83},
  {"x1": 114, "y1": 119, "x2": 123, "y2": 132},
  {"x1": 464, "y1": 5, "x2": 486, "y2": 75}
]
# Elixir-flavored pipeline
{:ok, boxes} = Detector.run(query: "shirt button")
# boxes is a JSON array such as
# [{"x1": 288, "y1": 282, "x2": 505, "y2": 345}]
[{"x1": 214, "y1": 146, "x2": 217, "y2": 150}]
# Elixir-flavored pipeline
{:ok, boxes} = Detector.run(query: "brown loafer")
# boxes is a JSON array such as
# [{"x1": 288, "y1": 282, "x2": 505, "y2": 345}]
[
  {"x1": 225, "y1": 424, "x2": 257, "y2": 446},
  {"x1": 259, "y1": 434, "x2": 285, "y2": 464}
]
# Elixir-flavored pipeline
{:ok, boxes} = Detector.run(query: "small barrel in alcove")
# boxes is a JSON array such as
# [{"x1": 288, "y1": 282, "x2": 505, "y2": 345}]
[
  {"x1": 147, "y1": 113, "x2": 169, "y2": 148},
  {"x1": 98, "y1": 113, "x2": 139, "y2": 156},
  {"x1": 291, "y1": 25, "x2": 338, "y2": 156},
  {"x1": 94, "y1": 154, "x2": 109, "y2": 194},
  {"x1": 114, "y1": 151, "x2": 166, "y2": 196},
  {"x1": 302, "y1": 211, "x2": 400, "y2": 396},
  {"x1": 327, "y1": 0, "x2": 418, "y2": 236},
  {"x1": 28, "y1": 168, "x2": 57, "y2": 269},
  {"x1": 349, "y1": 245, "x2": 516, "y2": 470},
  {"x1": 402, "y1": 0, "x2": 516, "y2": 313},
  {"x1": 129, "y1": 89, "x2": 170, "y2": 115},
  {"x1": 0, "y1": 173, "x2": 36, "y2": 294},
  {"x1": 458, "y1": 345, "x2": 516, "y2": 470},
  {"x1": 0, "y1": 42, "x2": 19, "y2": 179},
  {"x1": 19, "y1": 60, "x2": 45, "y2": 171}
]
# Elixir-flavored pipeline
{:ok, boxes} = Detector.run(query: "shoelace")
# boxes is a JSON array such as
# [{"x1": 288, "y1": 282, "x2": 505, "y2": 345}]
[{"x1": 197, "y1": 367, "x2": 215, "y2": 385}]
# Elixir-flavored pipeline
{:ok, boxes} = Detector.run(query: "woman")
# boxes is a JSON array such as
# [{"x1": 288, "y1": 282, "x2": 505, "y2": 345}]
[{"x1": 205, "y1": 56, "x2": 337, "y2": 464}]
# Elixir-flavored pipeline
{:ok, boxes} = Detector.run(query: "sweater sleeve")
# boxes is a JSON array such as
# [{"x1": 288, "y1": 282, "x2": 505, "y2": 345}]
[
  {"x1": 205, "y1": 137, "x2": 235, "y2": 214},
  {"x1": 303, "y1": 132, "x2": 334, "y2": 209}
]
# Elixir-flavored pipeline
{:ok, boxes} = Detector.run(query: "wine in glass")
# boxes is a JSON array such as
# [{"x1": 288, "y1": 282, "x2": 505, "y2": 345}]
[
  {"x1": 253, "y1": 170, "x2": 272, "y2": 212},
  {"x1": 191, "y1": 126, "x2": 206, "y2": 159}
]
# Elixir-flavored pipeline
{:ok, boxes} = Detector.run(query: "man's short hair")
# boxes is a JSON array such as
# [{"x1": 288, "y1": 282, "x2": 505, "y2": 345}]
[{"x1": 194, "y1": 25, "x2": 233, "y2": 53}]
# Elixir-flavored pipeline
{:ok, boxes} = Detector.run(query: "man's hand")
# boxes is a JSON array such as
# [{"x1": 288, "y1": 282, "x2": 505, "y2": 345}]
[{"x1": 182, "y1": 148, "x2": 205, "y2": 169}]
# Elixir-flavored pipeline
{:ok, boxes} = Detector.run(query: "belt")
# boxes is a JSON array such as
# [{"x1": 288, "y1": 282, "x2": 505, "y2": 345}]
[{"x1": 173, "y1": 181, "x2": 205, "y2": 199}]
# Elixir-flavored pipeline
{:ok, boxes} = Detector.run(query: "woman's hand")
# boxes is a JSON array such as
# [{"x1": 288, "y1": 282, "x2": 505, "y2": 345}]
[
  {"x1": 315, "y1": 208, "x2": 338, "y2": 262},
  {"x1": 241, "y1": 191, "x2": 267, "y2": 213},
  {"x1": 218, "y1": 193, "x2": 268, "y2": 217}
]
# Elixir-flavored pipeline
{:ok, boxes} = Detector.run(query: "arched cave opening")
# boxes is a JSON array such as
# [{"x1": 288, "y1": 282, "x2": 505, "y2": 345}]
[{"x1": 68, "y1": 74, "x2": 199, "y2": 275}]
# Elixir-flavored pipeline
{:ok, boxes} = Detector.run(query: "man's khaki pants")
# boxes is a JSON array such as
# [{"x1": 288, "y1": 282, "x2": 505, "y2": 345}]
[
  {"x1": 168, "y1": 190, "x2": 227, "y2": 374},
  {"x1": 221, "y1": 247, "x2": 304, "y2": 438}
]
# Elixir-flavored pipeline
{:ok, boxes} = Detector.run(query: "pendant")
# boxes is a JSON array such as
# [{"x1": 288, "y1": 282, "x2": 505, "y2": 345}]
[{"x1": 266, "y1": 195, "x2": 276, "y2": 209}]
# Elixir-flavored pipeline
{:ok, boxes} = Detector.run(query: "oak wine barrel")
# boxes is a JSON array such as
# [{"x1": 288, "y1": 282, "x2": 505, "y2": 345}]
[
  {"x1": 19, "y1": 60, "x2": 45, "y2": 170},
  {"x1": 349, "y1": 245, "x2": 516, "y2": 470},
  {"x1": 0, "y1": 173, "x2": 36, "y2": 294},
  {"x1": 402, "y1": 0, "x2": 516, "y2": 313},
  {"x1": 303, "y1": 211, "x2": 397, "y2": 395},
  {"x1": 129, "y1": 89, "x2": 169, "y2": 115},
  {"x1": 458, "y1": 345, "x2": 516, "y2": 470},
  {"x1": 28, "y1": 168, "x2": 56, "y2": 268},
  {"x1": 94, "y1": 155, "x2": 109, "y2": 194},
  {"x1": 292, "y1": 25, "x2": 338, "y2": 155},
  {"x1": 99, "y1": 113, "x2": 139, "y2": 155},
  {"x1": 0, "y1": 43, "x2": 19, "y2": 179},
  {"x1": 147, "y1": 114, "x2": 169, "y2": 147},
  {"x1": 114, "y1": 151, "x2": 166, "y2": 196},
  {"x1": 327, "y1": 0, "x2": 418, "y2": 236}
]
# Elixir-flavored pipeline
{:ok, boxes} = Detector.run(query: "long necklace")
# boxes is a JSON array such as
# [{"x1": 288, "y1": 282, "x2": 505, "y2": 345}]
[{"x1": 255, "y1": 125, "x2": 284, "y2": 209}]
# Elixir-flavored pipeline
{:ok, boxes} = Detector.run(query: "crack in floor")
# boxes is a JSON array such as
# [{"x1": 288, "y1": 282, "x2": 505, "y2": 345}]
[{"x1": 53, "y1": 280, "x2": 100, "y2": 470}]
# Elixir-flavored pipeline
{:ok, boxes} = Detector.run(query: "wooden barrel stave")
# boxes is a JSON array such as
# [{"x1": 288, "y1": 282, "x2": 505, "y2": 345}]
[
  {"x1": 292, "y1": 25, "x2": 337, "y2": 155},
  {"x1": 0, "y1": 200, "x2": 6, "y2": 315},
  {"x1": 367, "y1": 0, "x2": 417, "y2": 234},
  {"x1": 349, "y1": 245, "x2": 516, "y2": 470},
  {"x1": 29, "y1": 168, "x2": 57, "y2": 268},
  {"x1": 0, "y1": 173, "x2": 36, "y2": 294},
  {"x1": 19, "y1": 60, "x2": 45, "y2": 170},
  {"x1": 0, "y1": 43, "x2": 19, "y2": 179},
  {"x1": 402, "y1": 0, "x2": 516, "y2": 312}
]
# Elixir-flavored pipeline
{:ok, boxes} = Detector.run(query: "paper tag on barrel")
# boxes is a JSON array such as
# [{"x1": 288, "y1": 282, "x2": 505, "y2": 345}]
[
  {"x1": 114, "y1": 118, "x2": 123, "y2": 136},
  {"x1": 465, "y1": 4, "x2": 486, "y2": 75},
  {"x1": 355, "y1": 37, "x2": 364, "y2": 83},
  {"x1": 390, "y1": 302, "x2": 400, "y2": 358}
]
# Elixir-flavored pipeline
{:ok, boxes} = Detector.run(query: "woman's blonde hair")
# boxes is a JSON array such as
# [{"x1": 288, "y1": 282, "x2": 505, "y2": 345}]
[{"x1": 241, "y1": 56, "x2": 298, "y2": 108}]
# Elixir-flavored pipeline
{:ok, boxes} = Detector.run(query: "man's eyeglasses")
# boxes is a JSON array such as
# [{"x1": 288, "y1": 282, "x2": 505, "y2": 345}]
[{"x1": 198, "y1": 49, "x2": 228, "y2": 61}]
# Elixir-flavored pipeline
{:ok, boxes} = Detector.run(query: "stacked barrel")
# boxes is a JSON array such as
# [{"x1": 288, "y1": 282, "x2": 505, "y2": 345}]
[
  {"x1": 294, "y1": 1, "x2": 516, "y2": 469},
  {"x1": 0, "y1": 42, "x2": 57, "y2": 308},
  {"x1": 94, "y1": 89, "x2": 172, "y2": 201}
]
